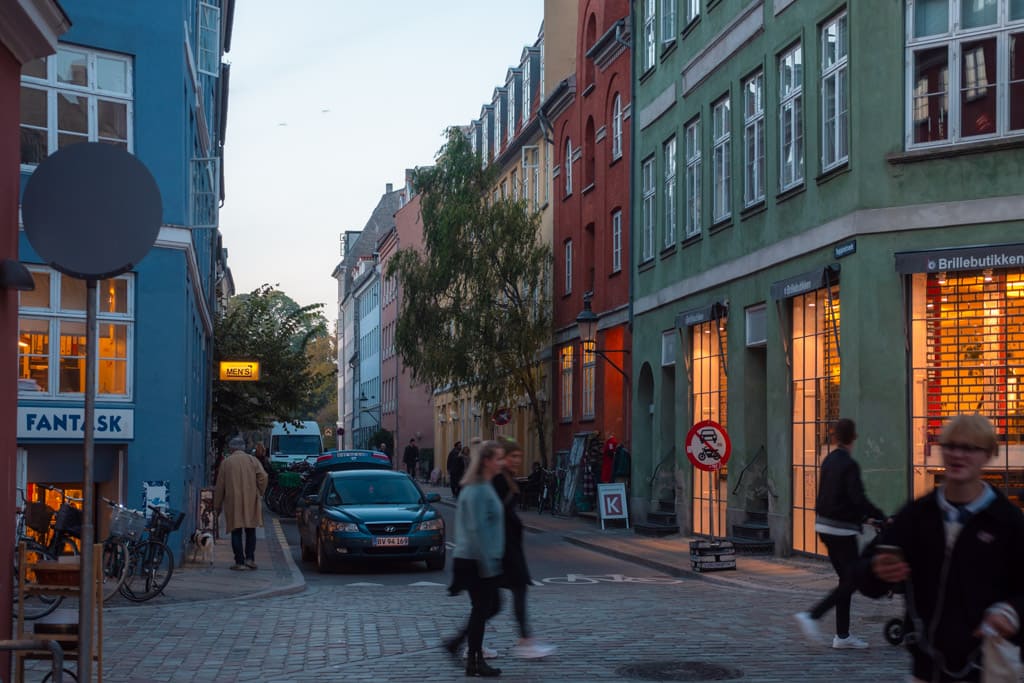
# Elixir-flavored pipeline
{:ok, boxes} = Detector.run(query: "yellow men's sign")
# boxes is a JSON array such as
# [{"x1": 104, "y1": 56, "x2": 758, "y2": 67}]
[{"x1": 219, "y1": 361, "x2": 260, "y2": 381}]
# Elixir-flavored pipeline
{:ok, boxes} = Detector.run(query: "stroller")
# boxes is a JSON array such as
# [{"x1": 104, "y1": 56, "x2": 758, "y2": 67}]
[{"x1": 862, "y1": 520, "x2": 910, "y2": 646}]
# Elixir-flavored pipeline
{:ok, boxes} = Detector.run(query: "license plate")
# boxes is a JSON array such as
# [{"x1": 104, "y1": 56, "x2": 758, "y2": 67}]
[{"x1": 373, "y1": 536, "x2": 409, "y2": 547}]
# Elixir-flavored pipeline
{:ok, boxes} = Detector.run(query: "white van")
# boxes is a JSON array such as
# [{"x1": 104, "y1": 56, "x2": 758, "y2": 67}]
[{"x1": 269, "y1": 421, "x2": 323, "y2": 467}]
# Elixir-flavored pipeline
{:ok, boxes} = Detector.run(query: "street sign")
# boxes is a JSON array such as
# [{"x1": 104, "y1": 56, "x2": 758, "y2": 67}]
[
  {"x1": 597, "y1": 482, "x2": 629, "y2": 530},
  {"x1": 219, "y1": 361, "x2": 260, "y2": 381},
  {"x1": 685, "y1": 419, "x2": 731, "y2": 472},
  {"x1": 492, "y1": 407, "x2": 511, "y2": 426}
]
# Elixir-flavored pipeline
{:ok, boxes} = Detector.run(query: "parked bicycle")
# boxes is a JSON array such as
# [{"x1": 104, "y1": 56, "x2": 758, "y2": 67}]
[
  {"x1": 118, "y1": 504, "x2": 184, "y2": 602},
  {"x1": 99, "y1": 497, "x2": 147, "y2": 601},
  {"x1": 12, "y1": 485, "x2": 83, "y2": 620},
  {"x1": 536, "y1": 467, "x2": 565, "y2": 516}
]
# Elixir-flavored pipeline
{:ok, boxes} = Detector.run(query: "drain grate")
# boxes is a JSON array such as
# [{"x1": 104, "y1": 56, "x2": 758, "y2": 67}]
[{"x1": 615, "y1": 660, "x2": 744, "y2": 681}]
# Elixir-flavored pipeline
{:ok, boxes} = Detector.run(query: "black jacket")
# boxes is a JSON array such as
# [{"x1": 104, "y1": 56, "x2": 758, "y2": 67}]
[
  {"x1": 858, "y1": 489, "x2": 1024, "y2": 682},
  {"x1": 492, "y1": 472, "x2": 530, "y2": 587},
  {"x1": 814, "y1": 447, "x2": 884, "y2": 532},
  {"x1": 403, "y1": 445, "x2": 419, "y2": 467},
  {"x1": 446, "y1": 449, "x2": 465, "y2": 478}
]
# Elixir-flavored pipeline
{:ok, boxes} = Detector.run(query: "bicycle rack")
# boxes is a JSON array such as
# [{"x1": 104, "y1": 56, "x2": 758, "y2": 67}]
[{"x1": 0, "y1": 638, "x2": 65, "y2": 682}]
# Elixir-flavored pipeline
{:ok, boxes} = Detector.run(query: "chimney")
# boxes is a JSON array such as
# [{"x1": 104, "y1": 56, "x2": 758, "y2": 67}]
[{"x1": 386, "y1": 183, "x2": 393, "y2": 193}]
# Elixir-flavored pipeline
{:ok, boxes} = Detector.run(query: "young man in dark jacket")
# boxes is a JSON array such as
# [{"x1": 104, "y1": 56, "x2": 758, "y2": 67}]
[
  {"x1": 860, "y1": 414, "x2": 1024, "y2": 683},
  {"x1": 795, "y1": 418, "x2": 885, "y2": 649},
  {"x1": 446, "y1": 441, "x2": 465, "y2": 498}
]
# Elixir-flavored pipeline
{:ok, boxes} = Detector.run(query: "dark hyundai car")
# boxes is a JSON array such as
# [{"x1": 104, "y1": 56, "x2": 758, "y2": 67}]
[{"x1": 297, "y1": 469, "x2": 445, "y2": 572}]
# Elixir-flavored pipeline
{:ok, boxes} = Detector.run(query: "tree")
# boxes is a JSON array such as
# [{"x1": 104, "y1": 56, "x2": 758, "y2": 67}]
[
  {"x1": 387, "y1": 127, "x2": 553, "y2": 465},
  {"x1": 212, "y1": 284, "x2": 332, "y2": 449},
  {"x1": 307, "y1": 332, "x2": 338, "y2": 429}
]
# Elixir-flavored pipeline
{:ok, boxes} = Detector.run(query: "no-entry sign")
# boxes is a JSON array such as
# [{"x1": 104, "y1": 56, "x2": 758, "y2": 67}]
[{"x1": 685, "y1": 420, "x2": 731, "y2": 472}]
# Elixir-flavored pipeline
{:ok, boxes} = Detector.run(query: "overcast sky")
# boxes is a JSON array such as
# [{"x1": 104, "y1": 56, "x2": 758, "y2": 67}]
[{"x1": 218, "y1": 0, "x2": 544, "y2": 318}]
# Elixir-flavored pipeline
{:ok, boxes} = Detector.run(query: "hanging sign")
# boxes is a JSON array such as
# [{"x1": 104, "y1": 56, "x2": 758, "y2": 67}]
[
  {"x1": 685, "y1": 420, "x2": 731, "y2": 472},
  {"x1": 219, "y1": 361, "x2": 260, "y2": 381}
]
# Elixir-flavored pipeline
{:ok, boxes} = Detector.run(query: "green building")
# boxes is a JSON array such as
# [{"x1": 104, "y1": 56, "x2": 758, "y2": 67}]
[{"x1": 630, "y1": 0, "x2": 1024, "y2": 555}]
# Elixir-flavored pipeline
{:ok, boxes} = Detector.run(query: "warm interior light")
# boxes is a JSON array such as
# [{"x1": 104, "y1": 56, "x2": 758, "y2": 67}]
[
  {"x1": 808, "y1": 301, "x2": 816, "y2": 307},
  {"x1": 18, "y1": 340, "x2": 29, "y2": 348},
  {"x1": 983, "y1": 268, "x2": 994, "y2": 282},
  {"x1": 937, "y1": 271, "x2": 947, "y2": 285}
]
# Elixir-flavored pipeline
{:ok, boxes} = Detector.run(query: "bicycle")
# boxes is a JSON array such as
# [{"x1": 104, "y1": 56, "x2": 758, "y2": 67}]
[
  {"x1": 98, "y1": 497, "x2": 147, "y2": 601},
  {"x1": 119, "y1": 505, "x2": 184, "y2": 602},
  {"x1": 12, "y1": 491, "x2": 62, "y2": 619}
]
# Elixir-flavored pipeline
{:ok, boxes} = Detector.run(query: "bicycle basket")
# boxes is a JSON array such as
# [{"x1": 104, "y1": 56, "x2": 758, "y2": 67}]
[
  {"x1": 54, "y1": 503, "x2": 82, "y2": 538},
  {"x1": 152, "y1": 509, "x2": 185, "y2": 533},
  {"x1": 24, "y1": 501, "x2": 55, "y2": 535},
  {"x1": 109, "y1": 507, "x2": 147, "y2": 540}
]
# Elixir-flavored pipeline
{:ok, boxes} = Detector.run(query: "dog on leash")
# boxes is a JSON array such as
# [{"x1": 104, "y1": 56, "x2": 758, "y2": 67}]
[{"x1": 189, "y1": 529, "x2": 215, "y2": 566}]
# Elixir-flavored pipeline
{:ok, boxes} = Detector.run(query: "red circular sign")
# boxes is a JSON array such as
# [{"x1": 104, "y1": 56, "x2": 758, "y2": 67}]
[
  {"x1": 492, "y1": 408, "x2": 511, "y2": 426},
  {"x1": 685, "y1": 420, "x2": 731, "y2": 472}
]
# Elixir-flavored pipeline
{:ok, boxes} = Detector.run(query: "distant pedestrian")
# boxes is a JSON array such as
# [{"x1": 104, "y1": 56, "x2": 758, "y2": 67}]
[
  {"x1": 493, "y1": 439, "x2": 556, "y2": 659},
  {"x1": 214, "y1": 434, "x2": 268, "y2": 571},
  {"x1": 403, "y1": 438, "x2": 420, "y2": 479},
  {"x1": 254, "y1": 442, "x2": 272, "y2": 475},
  {"x1": 447, "y1": 441, "x2": 465, "y2": 498},
  {"x1": 445, "y1": 438, "x2": 506, "y2": 677},
  {"x1": 795, "y1": 418, "x2": 885, "y2": 649}
]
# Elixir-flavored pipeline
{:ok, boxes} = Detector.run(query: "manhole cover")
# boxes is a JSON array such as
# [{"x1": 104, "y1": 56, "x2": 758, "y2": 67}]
[{"x1": 615, "y1": 660, "x2": 744, "y2": 681}]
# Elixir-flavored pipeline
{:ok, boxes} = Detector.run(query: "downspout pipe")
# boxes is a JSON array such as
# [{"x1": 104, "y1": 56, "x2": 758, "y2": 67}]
[{"x1": 626, "y1": 4, "x2": 636, "y2": 336}]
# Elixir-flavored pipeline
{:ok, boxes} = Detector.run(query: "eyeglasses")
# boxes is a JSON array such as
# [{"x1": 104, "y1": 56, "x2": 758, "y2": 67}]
[{"x1": 940, "y1": 442, "x2": 989, "y2": 455}]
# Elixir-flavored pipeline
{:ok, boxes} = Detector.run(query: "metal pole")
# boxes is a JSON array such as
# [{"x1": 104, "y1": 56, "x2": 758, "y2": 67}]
[
  {"x1": 78, "y1": 278, "x2": 97, "y2": 680},
  {"x1": 708, "y1": 469, "x2": 717, "y2": 543}
]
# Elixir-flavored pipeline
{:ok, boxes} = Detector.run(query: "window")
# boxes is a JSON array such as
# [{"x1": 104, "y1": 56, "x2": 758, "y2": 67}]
[
  {"x1": 501, "y1": 180, "x2": 508, "y2": 199},
  {"x1": 685, "y1": 0, "x2": 701, "y2": 25},
  {"x1": 685, "y1": 118, "x2": 702, "y2": 238},
  {"x1": 582, "y1": 341, "x2": 596, "y2": 419},
  {"x1": 712, "y1": 96, "x2": 731, "y2": 223},
  {"x1": 508, "y1": 76, "x2": 517, "y2": 143},
  {"x1": 560, "y1": 345, "x2": 574, "y2": 420},
  {"x1": 198, "y1": 2, "x2": 221, "y2": 76},
  {"x1": 495, "y1": 97, "x2": 504, "y2": 156},
  {"x1": 644, "y1": 0, "x2": 657, "y2": 71},
  {"x1": 642, "y1": 156, "x2": 656, "y2": 261},
  {"x1": 743, "y1": 71, "x2": 765, "y2": 206},
  {"x1": 611, "y1": 209, "x2": 623, "y2": 273},
  {"x1": 19, "y1": 46, "x2": 133, "y2": 167},
  {"x1": 661, "y1": 0, "x2": 677, "y2": 45},
  {"x1": 564, "y1": 138, "x2": 573, "y2": 195},
  {"x1": 664, "y1": 136, "x2": 677, "y2": 247},
  {"x1": 612, "y1": 94, "x2": 624, "y2": 159},
  {"x1": 906, "y1": 0, "x2": 1024, "y2": 146},
  {"x1": 564, "y1": 240, "x2": 573, "y2": 294},
  {"x1": 522, "y1": 146, "x2": 540, "y2": 211},
  {"x1": 511, "y1": 169, "x2": 519, "y2": 200},
  {"x1": 482, "y1": 117, "x2": 490, "y2": 167},
  {"x1": 18, "y1": 268, "x2": 133, "y2": 398},
  {"x1": 822, "y1": 11, "x2": 849, "y2": 170},
  {"x1": 779, "y1": 43, "x2": 804, "y2": 191},
  {"x1": 691, "y1": 317, "x2": 728, "y2": 537},
  {"x1": 523, "y1": 56, "x2": 532, "y2": 124}
]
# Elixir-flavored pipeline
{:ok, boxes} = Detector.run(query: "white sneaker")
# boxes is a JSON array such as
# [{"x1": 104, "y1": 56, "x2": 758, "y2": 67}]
[
  {"x1": 832, "y1": 635, "x2": 869, "y2": 649},
  {"x1": 794, "y1": 612, "x2": 822, "y2": 643},
  {"x1": 512, "y1": 640, "x2": 557, "y2": 659},
  {"x1": 461, "y1": 644, "x2": 498, "y2": 659}
]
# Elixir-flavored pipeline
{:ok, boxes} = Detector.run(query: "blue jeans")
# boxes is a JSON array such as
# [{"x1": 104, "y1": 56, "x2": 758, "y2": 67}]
[{"x1": 231, "y1": 527, "x2": 255, "y2": 565}]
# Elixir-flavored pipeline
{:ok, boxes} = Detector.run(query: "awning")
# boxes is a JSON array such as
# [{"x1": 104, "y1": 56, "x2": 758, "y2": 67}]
[
  {"x1": 675, "y1": 301, "x2": 728, "y2": 329},
  {"x1": 770, "y1": 264, "x2": 840, "y2": 300},
  {"x1": 894, "y1": 243, "x2": 1024, "y2": 274}
]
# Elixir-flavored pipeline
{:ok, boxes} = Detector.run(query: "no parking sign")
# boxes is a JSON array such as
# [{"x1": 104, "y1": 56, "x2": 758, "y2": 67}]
[{"x1": 685, "y1": 420, "x2": 731, "y2": 472}]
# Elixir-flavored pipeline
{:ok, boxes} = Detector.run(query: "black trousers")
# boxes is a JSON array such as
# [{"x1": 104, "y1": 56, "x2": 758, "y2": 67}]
[
  {"x1": 809, "y1": 533, "x2": 860, "y2": 638},
  {"x1": 466, "y1": 579, "x2": 502, "y2": 654},
  {"x1": 231, "y1": 527, "x2": 256, "y2": 564},
  {"x1": 510, "y1": 584, "x2": 529, "y2": 639}
]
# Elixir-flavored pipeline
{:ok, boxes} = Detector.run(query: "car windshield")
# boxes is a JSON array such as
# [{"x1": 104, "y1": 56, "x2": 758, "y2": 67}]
[
  {"x1": 272, "y1": 435, "x2": 322, "y2": 455},
  {"x1": 327, "y1": 477, "x2": 422, "y2": 506}
]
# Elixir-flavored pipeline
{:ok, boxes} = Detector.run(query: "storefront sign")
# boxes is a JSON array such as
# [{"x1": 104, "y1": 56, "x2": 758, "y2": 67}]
[
  {"x1": 674, "y1": 301, "x2": 728, "y2": 329},
  {"x1": 834, "y1": 240, "x2": 856, "y2": 259},
  {"x1": 17, "y1": 406, "x2": 134, "y2": 440},
  {"x1": 770, "y1": 264, "x2": 840, "y2": 300},
  {"x1": 597, "y1": 482, "x2": 630, "y2": 530},
  {"x1": 895, "y1": 243, "x2": 1024, "y2": 274},
  {"x1": 219, "y1": 361, "x2": 260, "y2": 381}
]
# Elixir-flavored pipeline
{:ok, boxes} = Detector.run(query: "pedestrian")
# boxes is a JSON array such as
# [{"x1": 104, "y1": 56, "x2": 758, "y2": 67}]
[
  {"x1": 794, "y1": 417, "x2": 885, "y2": 649},
  {"x1": 493, "y1": 439, "x2": 556, "y2": 659},
  {"x1": 214, "y1": 434, "x2": 269, "y2": 571},
  {"x1": 860, "y1": 413, "x2": 1024, "y2": 683},
  {"x1": 444, "y1": 438, "x2": 506, "y2": 677},
  {"x1": 403, "y1": 438, "x2": 420, "y2": 479},
  {"x1": 447, "y1": 440, "x2": 465, "y2": 498},
  {"x1": 253, "y1": 442, "x2": 272, "y2": 475}
]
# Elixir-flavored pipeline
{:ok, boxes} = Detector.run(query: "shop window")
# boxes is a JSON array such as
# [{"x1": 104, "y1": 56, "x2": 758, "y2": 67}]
[
  {"x1": 560, "y1": 345, "x2": 574, "y2": 421},
  {"x1": 910, "y1": 270, "x2": 1024, "y2": 508},
  {"x1": 691, "y1": 318, "x2": 728, "y2": 537},
  {"x1": 791, "y1": 285, "x2": 841, "y2": 555},
  {"x1": 582, "y1": 341, "x2": 596, "y2": 419}
]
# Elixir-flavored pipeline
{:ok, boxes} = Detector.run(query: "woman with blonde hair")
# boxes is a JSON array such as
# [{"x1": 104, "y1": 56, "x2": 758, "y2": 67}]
[{"x1": 445, "y1": 438, "x2": 506, "y2": 677}]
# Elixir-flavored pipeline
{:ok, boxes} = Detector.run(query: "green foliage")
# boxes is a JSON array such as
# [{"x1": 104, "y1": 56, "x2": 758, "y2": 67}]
[
  {"x1": 368, "y1": 429, "x2": 393, "y2": 455},
  {"x1": 212, "y1": 284, "x2": 333, "y2": 443},
  {"x1": 387, "y1": 127, "x2": 553, "y2": 463}
]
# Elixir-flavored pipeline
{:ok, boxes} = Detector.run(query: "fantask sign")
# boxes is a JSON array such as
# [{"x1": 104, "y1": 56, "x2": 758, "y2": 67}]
[{"x1": 17, "y1": 407, "x2": 134, "y2": 440}]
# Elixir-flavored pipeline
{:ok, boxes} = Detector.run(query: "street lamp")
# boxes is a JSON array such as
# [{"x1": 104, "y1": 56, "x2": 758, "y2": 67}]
[{"x1": 575, "y1": 291, "x2": 629, "y2": 379}]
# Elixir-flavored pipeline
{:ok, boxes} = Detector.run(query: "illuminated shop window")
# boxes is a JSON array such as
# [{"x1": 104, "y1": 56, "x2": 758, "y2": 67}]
[
  {"x1": 691, "y1": 318, "x2": 728, "y2": 537},
  {"x1": 560, "y1": 345, "x2": 574, "y2": 421}
]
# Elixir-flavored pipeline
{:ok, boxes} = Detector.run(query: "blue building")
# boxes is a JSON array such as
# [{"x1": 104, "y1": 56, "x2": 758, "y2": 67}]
[{"x1": 15, "y1": 0, "x2": 233, "y2": 553}]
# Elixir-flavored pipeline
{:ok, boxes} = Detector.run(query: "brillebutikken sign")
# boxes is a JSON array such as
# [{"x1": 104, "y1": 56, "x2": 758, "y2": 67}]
[{"x1": 895, "y1": 243, "x2": 1024, "y2": 274}]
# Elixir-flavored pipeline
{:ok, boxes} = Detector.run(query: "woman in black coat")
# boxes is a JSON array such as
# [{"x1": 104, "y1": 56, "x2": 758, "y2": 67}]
[{"x1": 493, "y1": 439, "x2": 556, "y2": 659}]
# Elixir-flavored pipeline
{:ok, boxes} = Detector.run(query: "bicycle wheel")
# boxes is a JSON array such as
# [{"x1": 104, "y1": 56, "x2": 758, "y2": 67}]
[
  {"x1": 120, "y1": 540, "x2": 173, "y2": 602},
  {"x1": 14, "y1": 541, "x2": 63, "y2": 619},
  {"x1": 100, "y1": 538, "x2": 129, "y2": 602}
]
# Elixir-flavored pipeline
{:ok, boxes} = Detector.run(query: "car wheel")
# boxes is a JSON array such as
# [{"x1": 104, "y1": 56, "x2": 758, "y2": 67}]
[
  {"x1": 315, "y1": 536, "x2": 334, "y2": 573},
  {"x1": 425, "y1": 551, "x2": 445, "y2": 571}
]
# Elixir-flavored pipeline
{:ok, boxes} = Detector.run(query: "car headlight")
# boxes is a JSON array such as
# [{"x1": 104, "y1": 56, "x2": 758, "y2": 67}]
[
  {"x1": 419, "y1": 518, "x2": 444, "y2": 532},
  {"x1": 323, "y1": 519, "x2": 359, "y2": 534}
]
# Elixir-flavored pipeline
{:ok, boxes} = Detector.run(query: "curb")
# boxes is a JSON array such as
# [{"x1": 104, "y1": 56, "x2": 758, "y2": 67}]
[
  {"x1": 229, "y1": 516, "x2": 306, "y2": 603},
  {"x1": 561, "y1": 534, "x2": 696, "y2": 579}
]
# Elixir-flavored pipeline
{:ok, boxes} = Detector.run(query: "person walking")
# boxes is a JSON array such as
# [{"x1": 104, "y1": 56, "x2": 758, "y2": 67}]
[
  {"x1": 861, "y1": 413, "x2": 1024, "y2": 683},
  {"x1": 447, "y1": 441, "x2": 465, "y2": 498},
  {"x1": 445, "y1": 439, "x2": 506, "y2": 677},
  {"x1": 794, "y1": 417, "x2": 885, "y2": 649},
  {"x1": 403, "y1": 438, "x2": 420, "y2": 479},
  {"x1": 493, "y1": 439, "x2": 556, "y2": 659},
  {"x1": 214, "y1": 434, "x2": 269, "y2": 571}
]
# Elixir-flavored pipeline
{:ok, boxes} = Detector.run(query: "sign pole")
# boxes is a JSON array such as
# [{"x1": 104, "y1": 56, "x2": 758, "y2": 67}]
[
  {"x1": 78, "y1": 279, "x2": 97, "y2": 680},
  {"x1": 708, "y1": 471, "x2": 716, "y2": 544}
]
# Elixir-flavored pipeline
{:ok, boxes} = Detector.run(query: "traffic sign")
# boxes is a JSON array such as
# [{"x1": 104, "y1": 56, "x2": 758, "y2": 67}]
[
  {"x1": 492, "y1": 407, "x2": 511, "y2": 426},
  {"x1": 685, "y1": 420, "x2": 731, "y2": 472}
]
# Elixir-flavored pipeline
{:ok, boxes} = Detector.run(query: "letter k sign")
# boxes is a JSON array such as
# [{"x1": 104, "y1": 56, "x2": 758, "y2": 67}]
[{"x1": 604, "y1": 494, "x2": 622, "y2": 516}]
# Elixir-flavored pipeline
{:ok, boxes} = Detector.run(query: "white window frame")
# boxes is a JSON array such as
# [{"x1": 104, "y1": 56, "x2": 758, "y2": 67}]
[
  {"x1": 779, "y1": 43, "x2": 805, "y2": 191},
  {"x1": 642, "y1": 156, "x2": 656, "y2": 261},
  {"x1": 564, "y1": 240, "x2": 573, "y2": 295},
  {"x1": 522, "y1": 145, "x2": 540, "y2": 211},
  {"x1": 564, "y1": 138, "x2": 574, "y2": 195},
  {"x1": 743, "y1": 71, "x2": 766, "y2": 207},
  {"x1": 685, "y1": 117, "x2": 702, "y2": 238},
  {"x1": 712, "y1": 96, "x2": 731, "y2": 223},
  {"x1": 560, "y1": 346, "x2": 574, "y2": 420},
  {"x1": 822, "y1": 11, "x2": 849, "y2": 170},
  {"x1": 661, "y1": 0, "x2": 677, "y2": 45},
  {"x1": 511, "y1": 169, "x2": 519, "y2": 201},
  {"x1": 494, "y1": 95, "x2": 504, "y2": 155},
  {"x1": 685, "y1": 0, "x2": 701, "y2": 25},
  {"x1": 663, "y1": 136, "x2": 677, "y2": 248},
  {"x1": 507, "y1": 75, "x2": 517, "y2": 143},
  {"x1": 582, "y1": 341, "x2": 596, "y2": 419},
  {"x1": 612, "y1": 209, "x2": 623, "y2": 273},
  {"x1": 198, "y1": 2, "x2": 221, "y2": 77},
  {"x1": 612, "y1": 93, "x2": 624, "y2": 159},
  {"x1": 644, "y1": 0, "x2": 657, "y2": 71},
  {"x1": 522, "y1": 56, "x2": 532, "y2": 124},
  {"x1": 482, "y1": 117, "x2": 490, "y2": 167}
]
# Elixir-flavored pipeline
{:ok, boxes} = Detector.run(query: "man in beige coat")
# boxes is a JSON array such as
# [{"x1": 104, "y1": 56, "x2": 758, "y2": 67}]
[{"x1": 214, "y1": 434, "x2": 268, "y2": 570}]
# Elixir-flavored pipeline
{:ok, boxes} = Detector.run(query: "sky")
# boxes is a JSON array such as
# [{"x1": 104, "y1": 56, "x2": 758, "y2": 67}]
[{"x1": 218, "y1": 0, "x2": 545, "y2": 318}]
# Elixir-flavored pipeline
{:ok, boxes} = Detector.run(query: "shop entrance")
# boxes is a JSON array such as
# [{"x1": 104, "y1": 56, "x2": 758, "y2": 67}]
[{"x1": 690, "y1": 318, "x2": 728, "y2": 537}]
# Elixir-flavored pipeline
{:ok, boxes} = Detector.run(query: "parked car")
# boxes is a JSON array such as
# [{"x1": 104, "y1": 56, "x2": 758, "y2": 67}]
[
  {"x1": 292, "y1": 449, "x2": 392, "y2": 519},
  {"x1": 297, "y1": 469, "x2": 445, "y2": 573}
]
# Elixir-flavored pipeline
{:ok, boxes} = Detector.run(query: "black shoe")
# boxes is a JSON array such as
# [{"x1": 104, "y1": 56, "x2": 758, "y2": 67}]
[{"x1": 465, "y1": 651, "x2": 501, "y2": 677}]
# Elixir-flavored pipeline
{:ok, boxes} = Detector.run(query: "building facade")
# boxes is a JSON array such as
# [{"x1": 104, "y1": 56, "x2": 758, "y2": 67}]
[{"x1": 631, "y1": 0, "x2": 1024, "y2": 554}]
